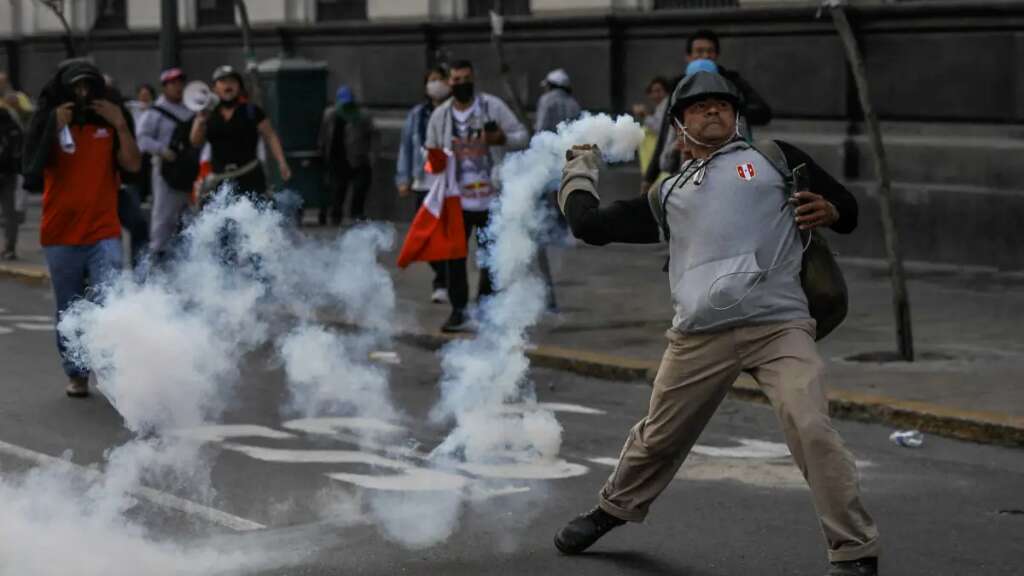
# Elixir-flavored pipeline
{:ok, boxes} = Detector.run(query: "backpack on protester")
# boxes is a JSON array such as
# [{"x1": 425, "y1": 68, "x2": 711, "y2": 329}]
[
  {"x1": 0, "y1": 110, "x2": 24, "y2": 176},
  {"x1": 753, "y1": 139, "x2": 849, "y2": 341},
  {"x1": 152, "y1": 106, "x2": 200, "y2": 192}
]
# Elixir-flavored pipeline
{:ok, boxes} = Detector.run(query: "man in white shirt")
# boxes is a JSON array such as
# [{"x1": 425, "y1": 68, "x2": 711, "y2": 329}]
[{"x1": 424, "y1": 59, "x2": 529, "y2": 332}]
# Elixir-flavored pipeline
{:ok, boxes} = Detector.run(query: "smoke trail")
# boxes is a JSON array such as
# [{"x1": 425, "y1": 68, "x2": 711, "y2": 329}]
[
  {"x1": 0, "y1": 190, "x2": 402, "y2": 575},
  {"x1": 387, "y1": 115, "x2": 644, "y2": 545},
  {"x1": 431, "y1": 114, "x2": 643, "y2": 457}
]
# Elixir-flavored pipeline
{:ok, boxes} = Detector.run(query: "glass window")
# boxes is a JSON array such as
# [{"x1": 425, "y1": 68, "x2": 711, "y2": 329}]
[
  {"x1": 197, "y1": 0, "x2": 235, "y2": 27},
  {"x1": 93, "y1": 0, "x2": 127, "y2": 29},
  {"x1": 316, "y1": 0, "x2": 368, "y2": 21},
  {"x1": 466, "y1": 0, "x2": 530, "y2": 18}
]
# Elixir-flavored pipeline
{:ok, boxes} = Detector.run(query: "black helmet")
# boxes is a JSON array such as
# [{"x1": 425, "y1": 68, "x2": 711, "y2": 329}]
[{"x1": 668, "y1": 71, "x2": 741, "y2": 119}]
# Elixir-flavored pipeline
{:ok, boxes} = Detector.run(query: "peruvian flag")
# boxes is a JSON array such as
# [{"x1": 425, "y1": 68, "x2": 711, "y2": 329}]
[{"x1": 397, "y1": 148, "x2": 467, "y2": 268}]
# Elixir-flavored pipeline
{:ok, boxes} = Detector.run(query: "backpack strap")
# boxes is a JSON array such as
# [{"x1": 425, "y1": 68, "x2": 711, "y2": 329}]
[
  {"x1": 646, "y1": 171, "x2": 678, "y2": 241},
  {"x1": 750, "y1": 138, "x2": 791, "y2": 182},
  {"x1": 151, "y1": 105, "x2": 186, "y2": 126}
]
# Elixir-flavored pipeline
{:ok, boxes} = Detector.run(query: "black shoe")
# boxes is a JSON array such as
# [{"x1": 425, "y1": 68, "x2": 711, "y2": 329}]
[
  {"x1": 553, "y1": 506, "x2": 625, "y2": 555},
  {"x1": 826, "y1": 557, "x2": 878, "y2": 576},
  {"x1": 441, "y1": 309, "x2": 472, "y2": 333}
]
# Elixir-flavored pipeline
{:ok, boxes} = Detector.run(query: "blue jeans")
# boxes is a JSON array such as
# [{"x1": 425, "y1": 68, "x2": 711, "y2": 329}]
[{"x1": 43, "y1": 238, "x2": 123, "y2": 379}]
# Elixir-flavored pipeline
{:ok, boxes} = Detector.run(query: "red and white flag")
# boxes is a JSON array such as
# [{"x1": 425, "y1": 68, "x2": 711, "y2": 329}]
[
  {"x1": 397, "y1": 148, "x2": 467, "y2": 268},
  {"x1": 736, "y1": 162, "x2": 756, "y2": 181}
]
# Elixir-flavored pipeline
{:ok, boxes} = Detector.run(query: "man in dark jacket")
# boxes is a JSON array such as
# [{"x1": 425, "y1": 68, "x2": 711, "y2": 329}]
[
  {"x1": 643, "y1": 28, "x2": 772, "y2": 190},
  {"x1": 553, "y1": 72, "x2": 879, "y2": 576},
  {"x1": 318, "y1": 85, "x2": 375, "y2": 225}
]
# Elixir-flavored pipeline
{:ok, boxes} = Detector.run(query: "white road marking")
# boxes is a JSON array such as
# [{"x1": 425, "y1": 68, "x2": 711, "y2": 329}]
[
  {"x1": 457, "y1": 459, "x2": 590, "y2": 480},
  {"x1": 692, "y1": 439, "x2": 792, "y2": 459},
  {"x1": 538, "y1": 402, "x2": 607, "y2": 415},
  {"x1": 368, "y1": 351, "x2": 401, "y2": 365},
  {"x1": 282, "y1": 417, "x2": 406, "y2": 437},
  {"x1": 0, "y1": 315, "x2": 52, "y2": 322},
  {"x1": 0, "y1": 327, "x2": 12, "y2": 335},
  {"x1": 327, "y1": 467, "x2": 469, "y2": 492},
  {"x1": 492, "y1": 402, "x2": 607, "y2": 416},
  {"x1": 170, "y1": 424, "x2": 296, "y2": 443},
  {"x1": 222, "y1": 443, "x2": 406, "y2": 468},
  {"x1": 0, "y1": 439, "x2": 265, "y2": 531},
  {"x1": 13, "y1": 322, "x2": 55, "y2": 331},
  {"x1": 589, "y1": 438, "x2": 876, "y2": 491}
]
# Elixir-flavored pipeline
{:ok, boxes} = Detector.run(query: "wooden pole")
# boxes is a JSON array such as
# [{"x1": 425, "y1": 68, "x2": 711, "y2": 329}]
[{"x1": 827, "y1": 2, "x2": 915, "y2": 361}]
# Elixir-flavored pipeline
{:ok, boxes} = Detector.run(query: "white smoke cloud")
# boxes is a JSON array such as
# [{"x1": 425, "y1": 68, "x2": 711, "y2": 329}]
[
  {"x1": 1, "y1": 114, "x2": 645, "y2": 568},
  {"x1": 432, "y1": 113, "x2": 643, "y2": 459},
  {"x1": 400, "y1": 114, "x2": 644, "y2": 545},
  {"x1": 1, "y1": 190, "x2": 402, "y2": 574}
]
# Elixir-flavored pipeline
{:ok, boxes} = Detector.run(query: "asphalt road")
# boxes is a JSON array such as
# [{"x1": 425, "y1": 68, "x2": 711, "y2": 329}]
[{"x1": 1, "y1": 277, "x2": 1022, "y2": 576}]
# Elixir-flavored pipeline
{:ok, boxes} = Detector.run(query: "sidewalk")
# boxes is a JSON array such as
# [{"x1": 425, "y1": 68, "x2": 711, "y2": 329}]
[{"x1": 4, "y1": 196, "x2": 1023, "y2": 446}]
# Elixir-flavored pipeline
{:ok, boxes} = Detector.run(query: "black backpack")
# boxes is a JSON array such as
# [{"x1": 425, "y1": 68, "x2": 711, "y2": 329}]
[
  {"x1": 0, "y1": 110, "x2": 24, "y2": 176},
  {"x1": 152, "y1": 106, "x2": 200, "y2": 191}
]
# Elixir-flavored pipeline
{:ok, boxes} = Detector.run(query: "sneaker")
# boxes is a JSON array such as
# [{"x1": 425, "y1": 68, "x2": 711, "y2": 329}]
[
  {"x1": 553, "y1": 506, "x2": 625, "y2": 555},
  {"x1": 431, "y1": 287, "x2": 448, "y2": 304},
  {"x1": 0, "y1": 250, "x2": 15, "y2": 261},
  {"x1": 65, "y1": 376, "x2": 90, "y2": 398},
  {"x1": 440, "y1": 309, "x2": 472, "y2": 333},
  {"x1": 826, "y1": 557, "x2": 878, "y2": 576}
]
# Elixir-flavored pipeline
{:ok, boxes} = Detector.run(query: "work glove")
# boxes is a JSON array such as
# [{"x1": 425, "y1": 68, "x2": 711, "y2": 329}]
[{"x1": 559, "y1": 144, "x2": 603, "y2": 216}]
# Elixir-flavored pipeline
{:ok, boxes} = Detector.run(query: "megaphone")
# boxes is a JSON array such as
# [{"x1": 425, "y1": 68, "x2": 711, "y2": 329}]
[{"x1": 183, "y1": 80, "x2": 219, "y2": 113}]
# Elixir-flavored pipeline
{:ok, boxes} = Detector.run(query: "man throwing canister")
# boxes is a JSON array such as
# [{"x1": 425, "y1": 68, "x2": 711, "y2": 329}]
[{"x1": 552, "y1": 71, "x2": 880, "y2": 576}]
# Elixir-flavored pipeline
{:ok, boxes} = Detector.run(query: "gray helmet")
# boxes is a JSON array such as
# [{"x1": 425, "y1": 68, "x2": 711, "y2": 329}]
[
  {"x1": 668, "y1": 71, "x2": 741, "y2": 119},
  {"x1": 212, "y1": 65, "x2": 242, "y2": 83}
]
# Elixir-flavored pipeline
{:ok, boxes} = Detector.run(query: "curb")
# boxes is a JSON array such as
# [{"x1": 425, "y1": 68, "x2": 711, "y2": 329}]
[
  {"x1": 396, "y1": 329, "x2": 1024, "y2": 448},
  {"x1": 0, "y1": 262, "x2": 50, "y2": 284}
]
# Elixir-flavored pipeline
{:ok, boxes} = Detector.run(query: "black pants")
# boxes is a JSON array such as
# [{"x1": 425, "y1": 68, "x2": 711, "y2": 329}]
[
  {"x1": 0, "y1": 175, "x2": 17, "y2": 253},
  {"x1": 447, "y1": 209, "x2": 494, "y2": 311},
  {"x1": 415, "y1": 189, "x2": 447, "y2": 290},
  {"x1": 328, "y1": 165, "x2": 372, "y2": 224},
  {"x1": 118, "y1": 185, "x2": 149, "y2": 267}
]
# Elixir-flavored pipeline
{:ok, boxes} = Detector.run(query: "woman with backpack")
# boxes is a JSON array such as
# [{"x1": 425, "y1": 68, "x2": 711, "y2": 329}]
[{"x1": 136, "y1": 68, "x2": 195, "y2": 261}]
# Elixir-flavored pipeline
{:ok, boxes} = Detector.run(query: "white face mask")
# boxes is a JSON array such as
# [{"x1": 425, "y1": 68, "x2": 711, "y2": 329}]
[{"x1": 426, "y1": 79, "x2": 451, "y2": 101}]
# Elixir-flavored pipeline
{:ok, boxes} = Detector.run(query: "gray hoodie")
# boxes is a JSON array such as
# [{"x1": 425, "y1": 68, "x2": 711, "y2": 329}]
[{"x1": 652, "y1": 139, "x2": 810, "y2": 333}]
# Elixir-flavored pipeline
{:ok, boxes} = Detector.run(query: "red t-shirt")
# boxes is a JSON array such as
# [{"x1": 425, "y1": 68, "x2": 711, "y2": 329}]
[{"x1": 41, "y1": 124, "x2": 122, "y2": 246}]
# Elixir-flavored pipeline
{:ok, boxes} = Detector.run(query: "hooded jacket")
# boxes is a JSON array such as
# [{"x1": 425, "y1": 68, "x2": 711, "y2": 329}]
[{"x1": 21, "y1": 60, "x2": 131, "y2": 191}]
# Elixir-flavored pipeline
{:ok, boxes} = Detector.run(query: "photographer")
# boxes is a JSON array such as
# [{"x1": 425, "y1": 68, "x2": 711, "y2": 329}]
[
  {"x1": 22, "y1": 59, "x2": 141, "y2": 398},
  {"x1": 424, "y1": 59, "x2": 528, "y2": 332}
]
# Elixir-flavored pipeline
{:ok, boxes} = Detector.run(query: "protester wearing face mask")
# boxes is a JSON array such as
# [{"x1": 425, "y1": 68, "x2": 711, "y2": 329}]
[
  {"x1": 189, "y1": 65, "x2": 291, "y2": 201},
  {"x1": 424, "y1": 59, "x2": 529, "y2": 333},
  {"x1": 395, "y1": 66, "x2": 451, "y2": 303}
]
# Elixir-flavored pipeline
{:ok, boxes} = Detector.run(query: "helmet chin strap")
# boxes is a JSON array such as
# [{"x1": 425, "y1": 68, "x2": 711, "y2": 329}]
[{"x1": 675, "y1": 111, "x2": 742, "y2": 149}]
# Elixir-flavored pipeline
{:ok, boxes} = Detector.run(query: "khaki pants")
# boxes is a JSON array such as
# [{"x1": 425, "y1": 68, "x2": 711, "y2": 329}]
[{"x1": 599, "y1": 319, "x2": 879, "y2": 562}]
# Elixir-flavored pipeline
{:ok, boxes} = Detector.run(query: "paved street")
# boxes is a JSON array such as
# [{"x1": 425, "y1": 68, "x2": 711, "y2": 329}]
[{"x1": 1, "y1": 277, "x2": 1022, "y2": 575}]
